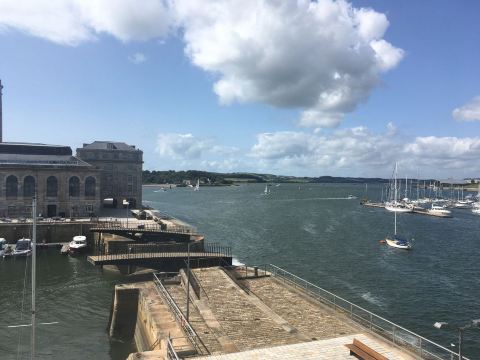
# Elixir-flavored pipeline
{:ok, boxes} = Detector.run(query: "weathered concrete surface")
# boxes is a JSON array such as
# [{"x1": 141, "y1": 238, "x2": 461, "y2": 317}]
[
  {"x1": 238, "y1": 275, "x2": 359, "y2": 340},
  {"x1": 127, "y1": 267, "x2": 419, "y2": 360},
  {"x1": 194, "y1": 333, "x2": 416, "y2": 360},
  {"x1": 109, "y1": 282, "x2": 191, "y2": 357},
  {"x1": 109, "y1": 285, "x2": 139, "y2": 340}
]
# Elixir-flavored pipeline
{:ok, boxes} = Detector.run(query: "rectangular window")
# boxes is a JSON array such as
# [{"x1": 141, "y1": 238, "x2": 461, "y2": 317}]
[
  {"x1": 7, "y1": 206, "x2": 16, "y2": 217},
  {"x1": 24, "y1": 206, "x2": 33, "y2": 217},
  {"x1": 86, "y1": 204, "x2": 93, "y2": 213},
  {"x1": 127, "y1": 184, "x2": 133, "y2": 194}
]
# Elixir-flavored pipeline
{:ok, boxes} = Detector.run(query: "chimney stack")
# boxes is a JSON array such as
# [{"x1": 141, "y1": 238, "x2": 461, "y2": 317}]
[{"x1": 0, "y1": 79, "x2": 3, "y2": 142}]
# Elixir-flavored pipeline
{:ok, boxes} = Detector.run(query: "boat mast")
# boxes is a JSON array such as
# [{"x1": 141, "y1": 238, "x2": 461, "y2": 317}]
[
  {"x1": 394, "y1": 163, "x2": 397, "y2": 235},
  {"x1": 31, "y1": 196, "x2": 36, "y2": 360}
]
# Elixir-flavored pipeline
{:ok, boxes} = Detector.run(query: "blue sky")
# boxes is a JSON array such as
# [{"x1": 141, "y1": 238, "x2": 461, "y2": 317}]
[{"x1": 0, "y1": 0, "x2": 479, "y2": 178}]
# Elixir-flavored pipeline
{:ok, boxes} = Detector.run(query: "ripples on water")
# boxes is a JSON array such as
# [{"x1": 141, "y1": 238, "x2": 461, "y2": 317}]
[
  {"x1": 0, "y1": 183, "x2": 478, "y2": 359},
  {"x1": 0, "y1": 252, "x2": 135, "y2": 359}
]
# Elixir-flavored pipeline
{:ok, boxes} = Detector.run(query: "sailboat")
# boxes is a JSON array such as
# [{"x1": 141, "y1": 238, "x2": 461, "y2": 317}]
[
  {"x1": 263, "y1": 184, "x2": 271, "y2": 196},
  {"x1": 385, "y1": 163, "x2": 412, "y2": 213},
  {"x1": 193, "y1": 179, "x2": 200, "y2": 191},
  {"x1": 384, "y1": 164, "x2": 412, "y2": 250}
]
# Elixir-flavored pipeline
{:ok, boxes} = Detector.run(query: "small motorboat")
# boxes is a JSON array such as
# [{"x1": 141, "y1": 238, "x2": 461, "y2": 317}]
[
  {"x1": 0, "y1": 238, "x2": 7, "y2": 257},
  {"x1": 10, "y1": 238, "x2": 32, "y2": 257},
  {"x1": 68, "y1": 235, "x2": 87, "y2": 255}
]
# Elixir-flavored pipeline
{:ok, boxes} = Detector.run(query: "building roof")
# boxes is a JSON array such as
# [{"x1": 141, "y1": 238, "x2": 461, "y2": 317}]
[
  {"x1": 0, "y1": 154, "x2": 92, "y2": 167},
  {"x1": 0, "y1": 142, "x2": 93, "y2": 168},
  {"x1": 0, "y1": 142, "x2": 72, "y2": 156},
  {"x1": 80, "y1": 141, "x2": 139, "y2": 152}
]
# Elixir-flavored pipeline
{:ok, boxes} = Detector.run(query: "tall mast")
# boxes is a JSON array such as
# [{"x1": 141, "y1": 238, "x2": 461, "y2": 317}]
[
  {"x1": 394, "y1": 163, "x2": 397, "y2": 235},
  {"x1": 0, "y1": 79, "x2": 3, "y2": 142},
  {"x1": 31, "y1": 196, "x2": 36, "y2": 360}
]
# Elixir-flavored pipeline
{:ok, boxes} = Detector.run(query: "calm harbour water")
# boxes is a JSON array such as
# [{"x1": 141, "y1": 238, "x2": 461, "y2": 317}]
[{"x1": 1, "y1": 183, "x2": 479, "y2": 359}]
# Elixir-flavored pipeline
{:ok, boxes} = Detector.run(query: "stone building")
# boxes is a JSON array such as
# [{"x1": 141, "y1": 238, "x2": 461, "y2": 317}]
[
  {"x1": 76, "y1": 141, "x2": 143, "y2": 208},
  {"x1": 0, "y1": 142, "x2": 101, "y2": 218}
]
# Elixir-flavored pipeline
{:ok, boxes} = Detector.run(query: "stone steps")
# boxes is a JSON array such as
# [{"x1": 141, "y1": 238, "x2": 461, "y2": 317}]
[{"x1": 192, "y1": 267, "x2": 300, "y2": 351}]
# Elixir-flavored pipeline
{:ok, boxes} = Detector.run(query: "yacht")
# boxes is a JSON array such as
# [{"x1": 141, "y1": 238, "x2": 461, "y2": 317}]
[
  {"x1": 68, "y1": 235, "x2": 88, "y2": 255},
  {"x1": 427, "y1": 204, "x2": 452, "y2": 215},
  {"x1": 384, "y1": 163, "x2": 412, "y2": 250}
]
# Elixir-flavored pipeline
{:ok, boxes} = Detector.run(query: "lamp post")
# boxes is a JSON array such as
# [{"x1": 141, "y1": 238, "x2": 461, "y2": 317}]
[
  {"x1": 186, "y1": 241, "x2": 190, "y2": 322},
  {"x1": 434, "y1": 319, "x2": 480, "y2": 359},
  {"x1": 126, "y1": 200, "x2": 129, "y2": 228}
]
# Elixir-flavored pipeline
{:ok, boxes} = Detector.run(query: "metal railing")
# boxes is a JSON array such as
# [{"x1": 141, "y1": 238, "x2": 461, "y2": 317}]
[
  {"x1": 166, "y1": 337, "x2": 180, "y2": 360},
  {"x1": 153, "y1": 273, "x2": 209, "y2": 356},
  {"x1": 262, "y1": 264, "x2": 463, "y2": 360},
  {"x1": 93, "y1": 242, "x2": 231, "y2": 262},
  {"x1": 91, "y1": 220, "x2": 195, "y2": 234}
]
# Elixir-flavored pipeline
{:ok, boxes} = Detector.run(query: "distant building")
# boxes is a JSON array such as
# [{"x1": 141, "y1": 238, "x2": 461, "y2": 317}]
[
  {"x1": 0, "y1": 142, "x2": 101, "y2": 217},
  {"x1": 0, "y1": 81, "x2": 143, "y2": 218},
  {"x1": 76, "y1": 141, "x2": 143, "y2": 208}
]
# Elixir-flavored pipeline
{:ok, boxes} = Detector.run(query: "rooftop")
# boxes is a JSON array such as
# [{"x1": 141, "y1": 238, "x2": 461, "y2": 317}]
[
  {"x1": 80, "y1": 141, "x2": 140, "y2": 152},
  {"x1": 0, "y1": 142, "x2": 72, "y2": 156}
]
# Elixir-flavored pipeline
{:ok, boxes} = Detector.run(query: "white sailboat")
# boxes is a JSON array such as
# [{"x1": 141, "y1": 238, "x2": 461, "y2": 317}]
[
  {"x1": 193, "y1": 179, "x2": 200, "y2": 191},
  {"x1": 385, "y1": 163, "x2": 412, "y2": 213},
  {"x1": 263, "y1": 184, "x2": 270, "y2": 196},
  {"x1": 385, "y1": 209, "x2": 412, "y2": 250},
  {"x1": 384, "y1": 163, "x2": 412, "y2": 250}
]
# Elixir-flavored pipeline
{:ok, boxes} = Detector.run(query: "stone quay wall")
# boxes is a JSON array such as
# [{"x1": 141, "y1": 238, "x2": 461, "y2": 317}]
[{"x1": 0, "y1": 221, "x2": 96, "y2": 244}]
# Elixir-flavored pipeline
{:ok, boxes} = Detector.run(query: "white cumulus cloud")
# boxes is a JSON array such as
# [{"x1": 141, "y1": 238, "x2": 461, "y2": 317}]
[
  {"x1": 175, "y1": 0, "x2": 403, "y2": 128},
  {"x1": 249, "y1": 125, "x2": 480, "y2": 177},
  {"x1": 0, "y1": 0, "x2": 403, "y2": 128},
  {"x1": 0, "y1": 0, "x2": 172, "y2": 45},
  {"x1": 452, "y1": 96, "x2": 480, "y2": 122}
]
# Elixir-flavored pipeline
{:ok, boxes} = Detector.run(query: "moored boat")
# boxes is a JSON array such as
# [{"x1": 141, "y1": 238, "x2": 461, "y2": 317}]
[
  {"x1": 385, "y1": 234, "x2": 412, "y2": 250},
  {"x1": 68, "y1": 235, "x2": 87, "y2": 255},
  {"x1": 427, "y1": 204, "x2": 451, "y2": 216},
  {"x1": 0, "y1": 238, "x2": 7, "y2": 256},
  {"x1": 10, "y1": 238, "x2": 32, "y2": 257},
  {"x1": 383, "y1": 162, "x2": 412, "y2": 250}
]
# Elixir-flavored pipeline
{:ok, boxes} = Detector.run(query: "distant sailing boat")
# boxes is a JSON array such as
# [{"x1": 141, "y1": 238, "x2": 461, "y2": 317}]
[
  {"x1": 263, "y1": 184, "x2": 270, "y2": 196},
  {"x1": 193, "y1": 179, "x2": 200, "y2": 191}
]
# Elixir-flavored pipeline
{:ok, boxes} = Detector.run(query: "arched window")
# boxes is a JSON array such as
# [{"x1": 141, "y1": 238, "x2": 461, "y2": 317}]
[
  {"x1": 23, "y1": 176, "x2": 36, "y2": 198},
  {"x1": 69, "y1": 177, "x2": 80, "y2": 197},
  {"x1": 47, "y1": 176, "x2": 58, "y2": 197},
  {"x1": 85, "y1": 176, "x2": 96, "y2": 197},
  {"x1": 6, "y1": 175, "x2": 18, "y2": 198}
]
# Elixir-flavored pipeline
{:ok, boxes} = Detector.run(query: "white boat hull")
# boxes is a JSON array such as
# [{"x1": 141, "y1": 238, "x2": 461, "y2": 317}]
[
  {"x1": 385, "y1": 205, "x2": 412, "y2": 213},
  {"x1": 385, "y1": 238, "x2": 411, "y2": 250}
]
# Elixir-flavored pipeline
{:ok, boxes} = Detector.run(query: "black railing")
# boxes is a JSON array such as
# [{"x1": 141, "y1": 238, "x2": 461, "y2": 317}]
[{"x1": 93, "y1": 242, "x2": 232, "y2": 262}]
